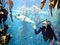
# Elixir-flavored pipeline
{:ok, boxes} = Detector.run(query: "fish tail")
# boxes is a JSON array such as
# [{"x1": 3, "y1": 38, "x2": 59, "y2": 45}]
[
  {"x1": 50, "y1": 7, "x2": 53, "y2": 16},
  {"x1": 10, "y1": 11, "x2": 13, "y2": 22}
]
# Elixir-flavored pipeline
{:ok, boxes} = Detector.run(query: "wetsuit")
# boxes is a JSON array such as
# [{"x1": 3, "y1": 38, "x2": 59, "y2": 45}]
[{"x1": 34, "y1": 24, "x2": 57, "y2": 42}]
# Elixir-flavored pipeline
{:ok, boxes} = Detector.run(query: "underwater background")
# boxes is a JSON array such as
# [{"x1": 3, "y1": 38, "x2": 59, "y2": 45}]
[{"x1": 3, "y1": 0, "x2": 60, "y2": 45}]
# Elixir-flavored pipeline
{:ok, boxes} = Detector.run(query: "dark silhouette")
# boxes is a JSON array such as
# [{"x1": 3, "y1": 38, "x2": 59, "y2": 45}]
[
  {"x1": 0, "y1": 24, "x2": 12, "y2": 45},
  {"x1": 0, "y1": 6, "x2": 8, "y2": 24}
]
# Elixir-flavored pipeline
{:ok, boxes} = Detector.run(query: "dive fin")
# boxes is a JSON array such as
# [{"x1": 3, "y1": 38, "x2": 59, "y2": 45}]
[{"x1": 40, "y1": 0, "x2": 46, "y2": 9}]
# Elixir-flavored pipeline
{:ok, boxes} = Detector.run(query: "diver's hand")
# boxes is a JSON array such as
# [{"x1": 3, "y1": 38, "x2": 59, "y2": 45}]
[{"x1": 33, "y1": 25, "x2": 36, "y2": 30}]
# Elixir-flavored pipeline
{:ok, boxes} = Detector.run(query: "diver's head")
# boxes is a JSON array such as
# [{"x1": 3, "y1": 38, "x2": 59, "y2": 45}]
[
  {"x1": 42, "y1": 20, "x2": 51, "y2": 27},
  {"x1": 42, "y1": 21, "x2": 47, "y2": 27}
]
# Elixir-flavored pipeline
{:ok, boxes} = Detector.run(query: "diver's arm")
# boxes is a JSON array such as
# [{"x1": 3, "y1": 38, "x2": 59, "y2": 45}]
[
  {"x1": 34, "y1": 28, "x2": 42, "y2": 35},
  {"x1": 33, "y1": 25, "x2": 42, "y2": 35},
  {"x1": 51, "y1": 28, "x2": 57, "y2": 41},
  {"x1": 53, "y1": 31, "x2": 57, "y2": 41}
]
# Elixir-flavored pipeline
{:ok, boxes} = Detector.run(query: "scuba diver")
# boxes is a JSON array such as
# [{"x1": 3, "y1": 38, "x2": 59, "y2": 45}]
[
  {"x1": 0, "y1": 24, "x2": 12, "y2": 45},
  {"x1": 33, "y1": 20, "x2": 57, "y2": 45}
]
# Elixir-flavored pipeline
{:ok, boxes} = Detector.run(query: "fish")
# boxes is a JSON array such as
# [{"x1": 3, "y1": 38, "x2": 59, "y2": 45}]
[
  {"x1": 40, "y1": 0, "x2": 57, "y2": 16},
  {"x1": 54, "y1": 0, "x2": 57, "y2": 8},
  {"x1": 40, "y1": 0, "x2": 46, "y2": 9},
  {"x1": 49, "y1": 0, "x2": 57, "y2": 16},
  {"x1": 15, "y1": 14, "x2": 35, "y2": 24},
  {"x1": 49, "y1": 0, "x2": 54, "y2": 16},
  {"x1": 5, "y1": 0, "x2": 13, "y2": 22},
  {"x1": 57, "y1": 0, "x2": 60, "y2": 9}
]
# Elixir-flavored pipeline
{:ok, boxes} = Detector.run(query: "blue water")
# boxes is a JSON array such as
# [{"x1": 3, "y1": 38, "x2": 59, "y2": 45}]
[{"x1": 4, "y1": 0, "x2": 60, "y2": 45}]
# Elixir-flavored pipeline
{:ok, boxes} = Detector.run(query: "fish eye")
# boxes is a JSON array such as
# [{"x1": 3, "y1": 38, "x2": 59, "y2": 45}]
[{"x1": 18, "y1": 14, "x2": 20, "y2": 16}]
